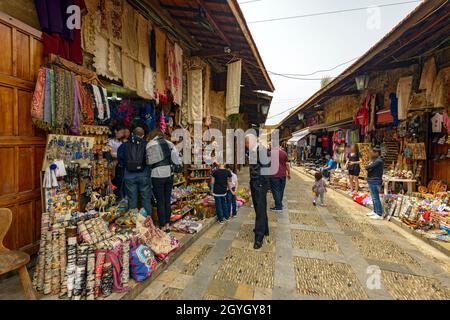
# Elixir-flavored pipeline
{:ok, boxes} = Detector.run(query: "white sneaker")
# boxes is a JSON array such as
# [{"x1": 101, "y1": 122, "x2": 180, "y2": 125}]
[
  {"x1": 366, "y1": 211, "x2": 376, "y2": 216},
  {"x1": 370, "y1": 214, "x2": 382, "y2": 220}
]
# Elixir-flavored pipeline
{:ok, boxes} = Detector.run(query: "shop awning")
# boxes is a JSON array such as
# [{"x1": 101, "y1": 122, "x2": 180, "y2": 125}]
[{"x1": 287, "y1": 129, "x2": 310, "y2": 145}]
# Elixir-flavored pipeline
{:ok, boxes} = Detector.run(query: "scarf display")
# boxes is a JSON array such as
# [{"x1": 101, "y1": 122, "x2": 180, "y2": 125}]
[
  {"x1": 226, "y1": 59, "x2": 242, "y2": 116},
  {"x1": 203, "y1": 63, "x2": 211, "y2": 126},
  {"x1": 30, "y1": 65, "x2": 110, "y2": 132}
]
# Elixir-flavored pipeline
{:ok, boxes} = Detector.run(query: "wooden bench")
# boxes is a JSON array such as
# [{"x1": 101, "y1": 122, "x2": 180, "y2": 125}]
[{"x1": 0, "y1": 208, "x2": 36, "y2": 300}]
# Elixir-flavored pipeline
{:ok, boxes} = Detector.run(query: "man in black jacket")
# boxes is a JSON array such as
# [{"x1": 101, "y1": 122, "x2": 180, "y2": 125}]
[
  {"x1": 245, "y1": 134, "x2": 271, "y2": 250},
  {"x1": 366, "y1": 146, "x2": 384, "y2": 220}
]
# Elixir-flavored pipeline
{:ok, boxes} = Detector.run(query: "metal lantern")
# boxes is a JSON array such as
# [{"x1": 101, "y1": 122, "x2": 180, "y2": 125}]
[{"x1": 355, "y1": 75, "x2": 370, "y2": 91}]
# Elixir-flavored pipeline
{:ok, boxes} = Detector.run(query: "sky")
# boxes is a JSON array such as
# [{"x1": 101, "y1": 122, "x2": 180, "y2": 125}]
[{"x1": 237, "y1": 0, "x2": 422, "y2": 126}]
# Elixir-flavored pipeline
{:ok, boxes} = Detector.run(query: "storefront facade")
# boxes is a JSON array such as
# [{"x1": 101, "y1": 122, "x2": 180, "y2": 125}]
[{"x1": 0, "y1": 0, "x2": 274, "y2": 258}]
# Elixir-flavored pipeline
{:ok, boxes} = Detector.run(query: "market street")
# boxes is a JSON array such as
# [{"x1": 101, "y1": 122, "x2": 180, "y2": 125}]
[{"x1": 136, "y1": 168, "x2": 450, "y2": 300}]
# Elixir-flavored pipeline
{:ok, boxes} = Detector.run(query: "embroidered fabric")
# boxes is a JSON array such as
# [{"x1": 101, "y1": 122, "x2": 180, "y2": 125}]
[
  {"x1": 94, "y1": 32, "x2": 119, "y2": 81},
  {"x1": 137, "y1": 14, "x2": 150, "y2": 67},
  {"x1": 31, "y1": 67, "x2": 46, "y2": 120},
  {"x1": 108, "y1": 41, "x2": 122, "y2": 80},
  {"x1": 396, "y1": 76, "x2": 413, "y2": 120},
  {"x1": 431, "y1": 67, "x2": 450, "y2": 109},
  {"x1": 187, "y1": 69, "x2": 203, "y2": 123},
  {"x1": 419, "y1": 57, "x2": 437, "y2": 104},
  {"x1": 135, "y1": 62, "x2": 152, "y2": 100},
  {"x1": 172, "y1": 43, "x2": 183, "y2": 106},
  {"x1": 203, "y1": 63, "x2": 211, "y2": 126},
  {"x1": 155, "y1": 27, "x2": 167, "y2": 94},
  {"x1": 122, "y1": 2, "x2": 138, "y2": 60},
  {"x1": 122, "y1": 54, "x2": 137, "y2": 91},
  {"x1": 107, "y1": 0, "x2": 123, "y2": 46},
  {"x1": 144, "y1": 66, "x2": 156, "y2": 99},
  {"x1": 226, "y1": 60, "x2": 242, "y2": 116}
]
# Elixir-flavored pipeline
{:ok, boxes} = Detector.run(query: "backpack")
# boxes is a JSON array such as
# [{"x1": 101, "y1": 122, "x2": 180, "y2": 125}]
[
  {"x1": 124, "y1": 138, "x2": 147, "y2": 172},
  {"x1": 152, "y1": 138, "x2": 183, "y2": 174}
]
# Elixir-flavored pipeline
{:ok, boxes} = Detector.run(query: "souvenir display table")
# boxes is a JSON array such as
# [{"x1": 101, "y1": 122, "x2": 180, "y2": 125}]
[{"x1": 383, "y1": 177, "x2": 417, "y2": 195}]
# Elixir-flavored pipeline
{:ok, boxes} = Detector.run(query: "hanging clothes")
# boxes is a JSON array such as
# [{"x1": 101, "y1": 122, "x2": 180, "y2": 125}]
[
  {"x1": 122, "y1": 1, "x2": 138, "y2": 60},
  {"x1": 389, "y1": 93, "x2": 399, "y2": 126},
  {"x1": 155, "y1": 27, "x2": 167, "y2": 95},
  {"x1": 137, "y1": 14, "x2": 150, "y2": 68},
  {"x1": 122, "y1": 54, "x2": 137, "y2": 91},
  {"x1": 203, "y1": 63, "x2": 211, "y2": 126},
  {"x1": 354, "y1": 98, "x2": 370, "y2": 136},
  {"x1": 419, "y1": 57, "x2": 437, "y2": 104},
  {"x1": 143, "y1": 67, "x2": 156, "y2": 99},
  {"x1": 149, "y1": 28, "x2": 156, "y2": 71},
  {"x1": 396, "y1": 76, "x2": 413, "y2": 120},
  {"x1": 431, "y1": 67, "x2": 450, "y2": 109},
  {"x1": 173, "y1": 43, "x2": 183, "y2": 106},
  {"x1": 31, "y1": 67, "x2": 46, "y2": 121},
  {"x1": 226, "y1": 60, "x2": 242, "y2": 116},
  {"x1": 187, "y1": 69, "x2": 203, "y2": 123},
  {"x1": 135, "y1": 63, "x2": 152, "y2": 100}
]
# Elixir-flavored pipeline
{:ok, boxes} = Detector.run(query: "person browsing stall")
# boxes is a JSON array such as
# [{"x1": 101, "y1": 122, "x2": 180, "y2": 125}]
[
  {"x1": 211, "y1": 164, "x2": 234, "y2": 224},
  {"x1": 320, "y1": 154, "x2": 336, "y2": 179},
  {"x1": 146, "y1": 129, "x2": 181, "y2": 232},
  {"x1": 117, "y1": 126, "x2": 152, "y2": 216},
  {"x1": 226, "y1": 166, "x2": 239, "y2": 218}
]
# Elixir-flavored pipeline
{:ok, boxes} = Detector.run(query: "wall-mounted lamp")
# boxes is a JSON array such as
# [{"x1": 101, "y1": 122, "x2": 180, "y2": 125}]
[
  {"x1": 297, "y1": 113, "x2": 304, "y2": 120},
  {"x1": 261, "y1": 105, "x2": 270, "y2": 116},
  {"x1": 355, "y1": 75, "x2": 370, "y2": 91}
]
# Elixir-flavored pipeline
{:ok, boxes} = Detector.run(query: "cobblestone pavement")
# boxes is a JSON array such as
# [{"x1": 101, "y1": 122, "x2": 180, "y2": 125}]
[{"x1": 136, "y1": 169, "x2": 450, "y2": 300}]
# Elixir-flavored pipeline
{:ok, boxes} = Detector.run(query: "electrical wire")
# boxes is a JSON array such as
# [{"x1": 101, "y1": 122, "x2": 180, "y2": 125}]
[{"x1": 247, "y1": 0, "x2": 422, "y2": 24}]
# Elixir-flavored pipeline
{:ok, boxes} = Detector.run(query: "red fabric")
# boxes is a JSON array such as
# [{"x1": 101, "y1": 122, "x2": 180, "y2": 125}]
[
  {"x1": 41, "y1": 0, "x2": 86, "y2": 65},
  {"x1": 354, "y1": 98, "x2": 370, "y2": 135},
  {"x1": 321, "y1": 135, "x2": 329, "y2": 149},
  {"x1": 271, "y1": 148, "x2": 289, "y2": 178}
]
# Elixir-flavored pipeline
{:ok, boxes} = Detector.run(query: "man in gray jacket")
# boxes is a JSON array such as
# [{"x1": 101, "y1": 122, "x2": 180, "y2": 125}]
[{"x1": 146, "y1": 129, "x2": 181, "y2": 232}]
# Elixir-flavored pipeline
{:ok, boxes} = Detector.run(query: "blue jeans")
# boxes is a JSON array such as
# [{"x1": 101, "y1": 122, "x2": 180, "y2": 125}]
[
  {"x1": 152, "y1": 177, "x2": 173, "y2": 227},
  {"x1": 124, "y1": 176, "x2": 152, "y2": 217},
  {"x1": 270, "y1": 177, "x2": 286, "y2": 209},
  {"x1": 227, "y1": 188, "x2": 238, "y2": 217},
  {"x1": 368, "y1": 182, "x2": 383, "y2": 215},
  {"x1": 214, "y1": 196, "x2": 229, "y2": 222}
]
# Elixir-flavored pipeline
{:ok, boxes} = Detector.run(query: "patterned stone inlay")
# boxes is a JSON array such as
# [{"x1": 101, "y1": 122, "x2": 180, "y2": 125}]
[
  {"x1": 382, "y1": 270, "x2": 450, "y2": 300},
  {"x1": 351, "y1": 236, "x2": 419, "y2": 267},
  {"x1": 293, "y1": 257, "x2": 367, "y2": 300},
  {"x1": 212, "y1": 223, "x2": 227, "y2": 240},
  {"x1": 334, "y1": 217, "x2": 382, "y2": 235},
  {"x1": 181, "y1": 245, "x2": 213, "y2": 276},
  {"x1": 203, "y1": 294, "x2": 233, "y2": 300},
  {"x1": 291, "y1": 229, "x2": 340, "y2": 253},
  {"x1": 156, "y1": 288, "x2": 183, "y2": 300},
  {"x1": 214, "y1": 248, "x2": 274, "y2": 289},
  {"x1": 248, "y1": 212, "x2": 279, "y2": 223},
  {"x1": 289, "y1": 211, "x2": 326, "y2": 227},
  {"x1": 235, "y1": 224, "x2": 276, "y2": 245}
]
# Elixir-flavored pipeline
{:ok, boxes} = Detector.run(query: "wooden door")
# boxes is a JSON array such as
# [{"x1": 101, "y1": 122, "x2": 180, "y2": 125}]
[{"x1": 0, "y1": 12, "x2": 45, "y2": 255}]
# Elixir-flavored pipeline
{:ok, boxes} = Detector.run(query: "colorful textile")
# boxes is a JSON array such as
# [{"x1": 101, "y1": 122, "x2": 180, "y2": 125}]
[{"x1": 31, "y1": 67, "x2": 46, "y2": 120}]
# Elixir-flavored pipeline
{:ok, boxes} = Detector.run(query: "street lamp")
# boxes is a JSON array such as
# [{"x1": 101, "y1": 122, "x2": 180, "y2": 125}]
[{"x1": 261, "y1": 105, "x2": 270, "y2": 116}]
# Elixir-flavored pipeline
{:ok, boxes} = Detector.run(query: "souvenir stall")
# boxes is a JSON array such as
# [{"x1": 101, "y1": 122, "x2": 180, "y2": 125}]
[{"x1": 29, "y1": 0, "x2": 214, "y2": 300}]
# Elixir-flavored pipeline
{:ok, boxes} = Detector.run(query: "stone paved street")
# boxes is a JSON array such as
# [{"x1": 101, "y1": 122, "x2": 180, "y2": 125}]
[{"x1": 136, "y1": 169, "x2": 450, "y2": 300}]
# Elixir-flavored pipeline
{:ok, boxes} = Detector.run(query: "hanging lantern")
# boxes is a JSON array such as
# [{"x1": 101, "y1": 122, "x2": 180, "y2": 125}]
[{"x1": 355, "y1": 75, "x2": 370, "y2": 91}]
